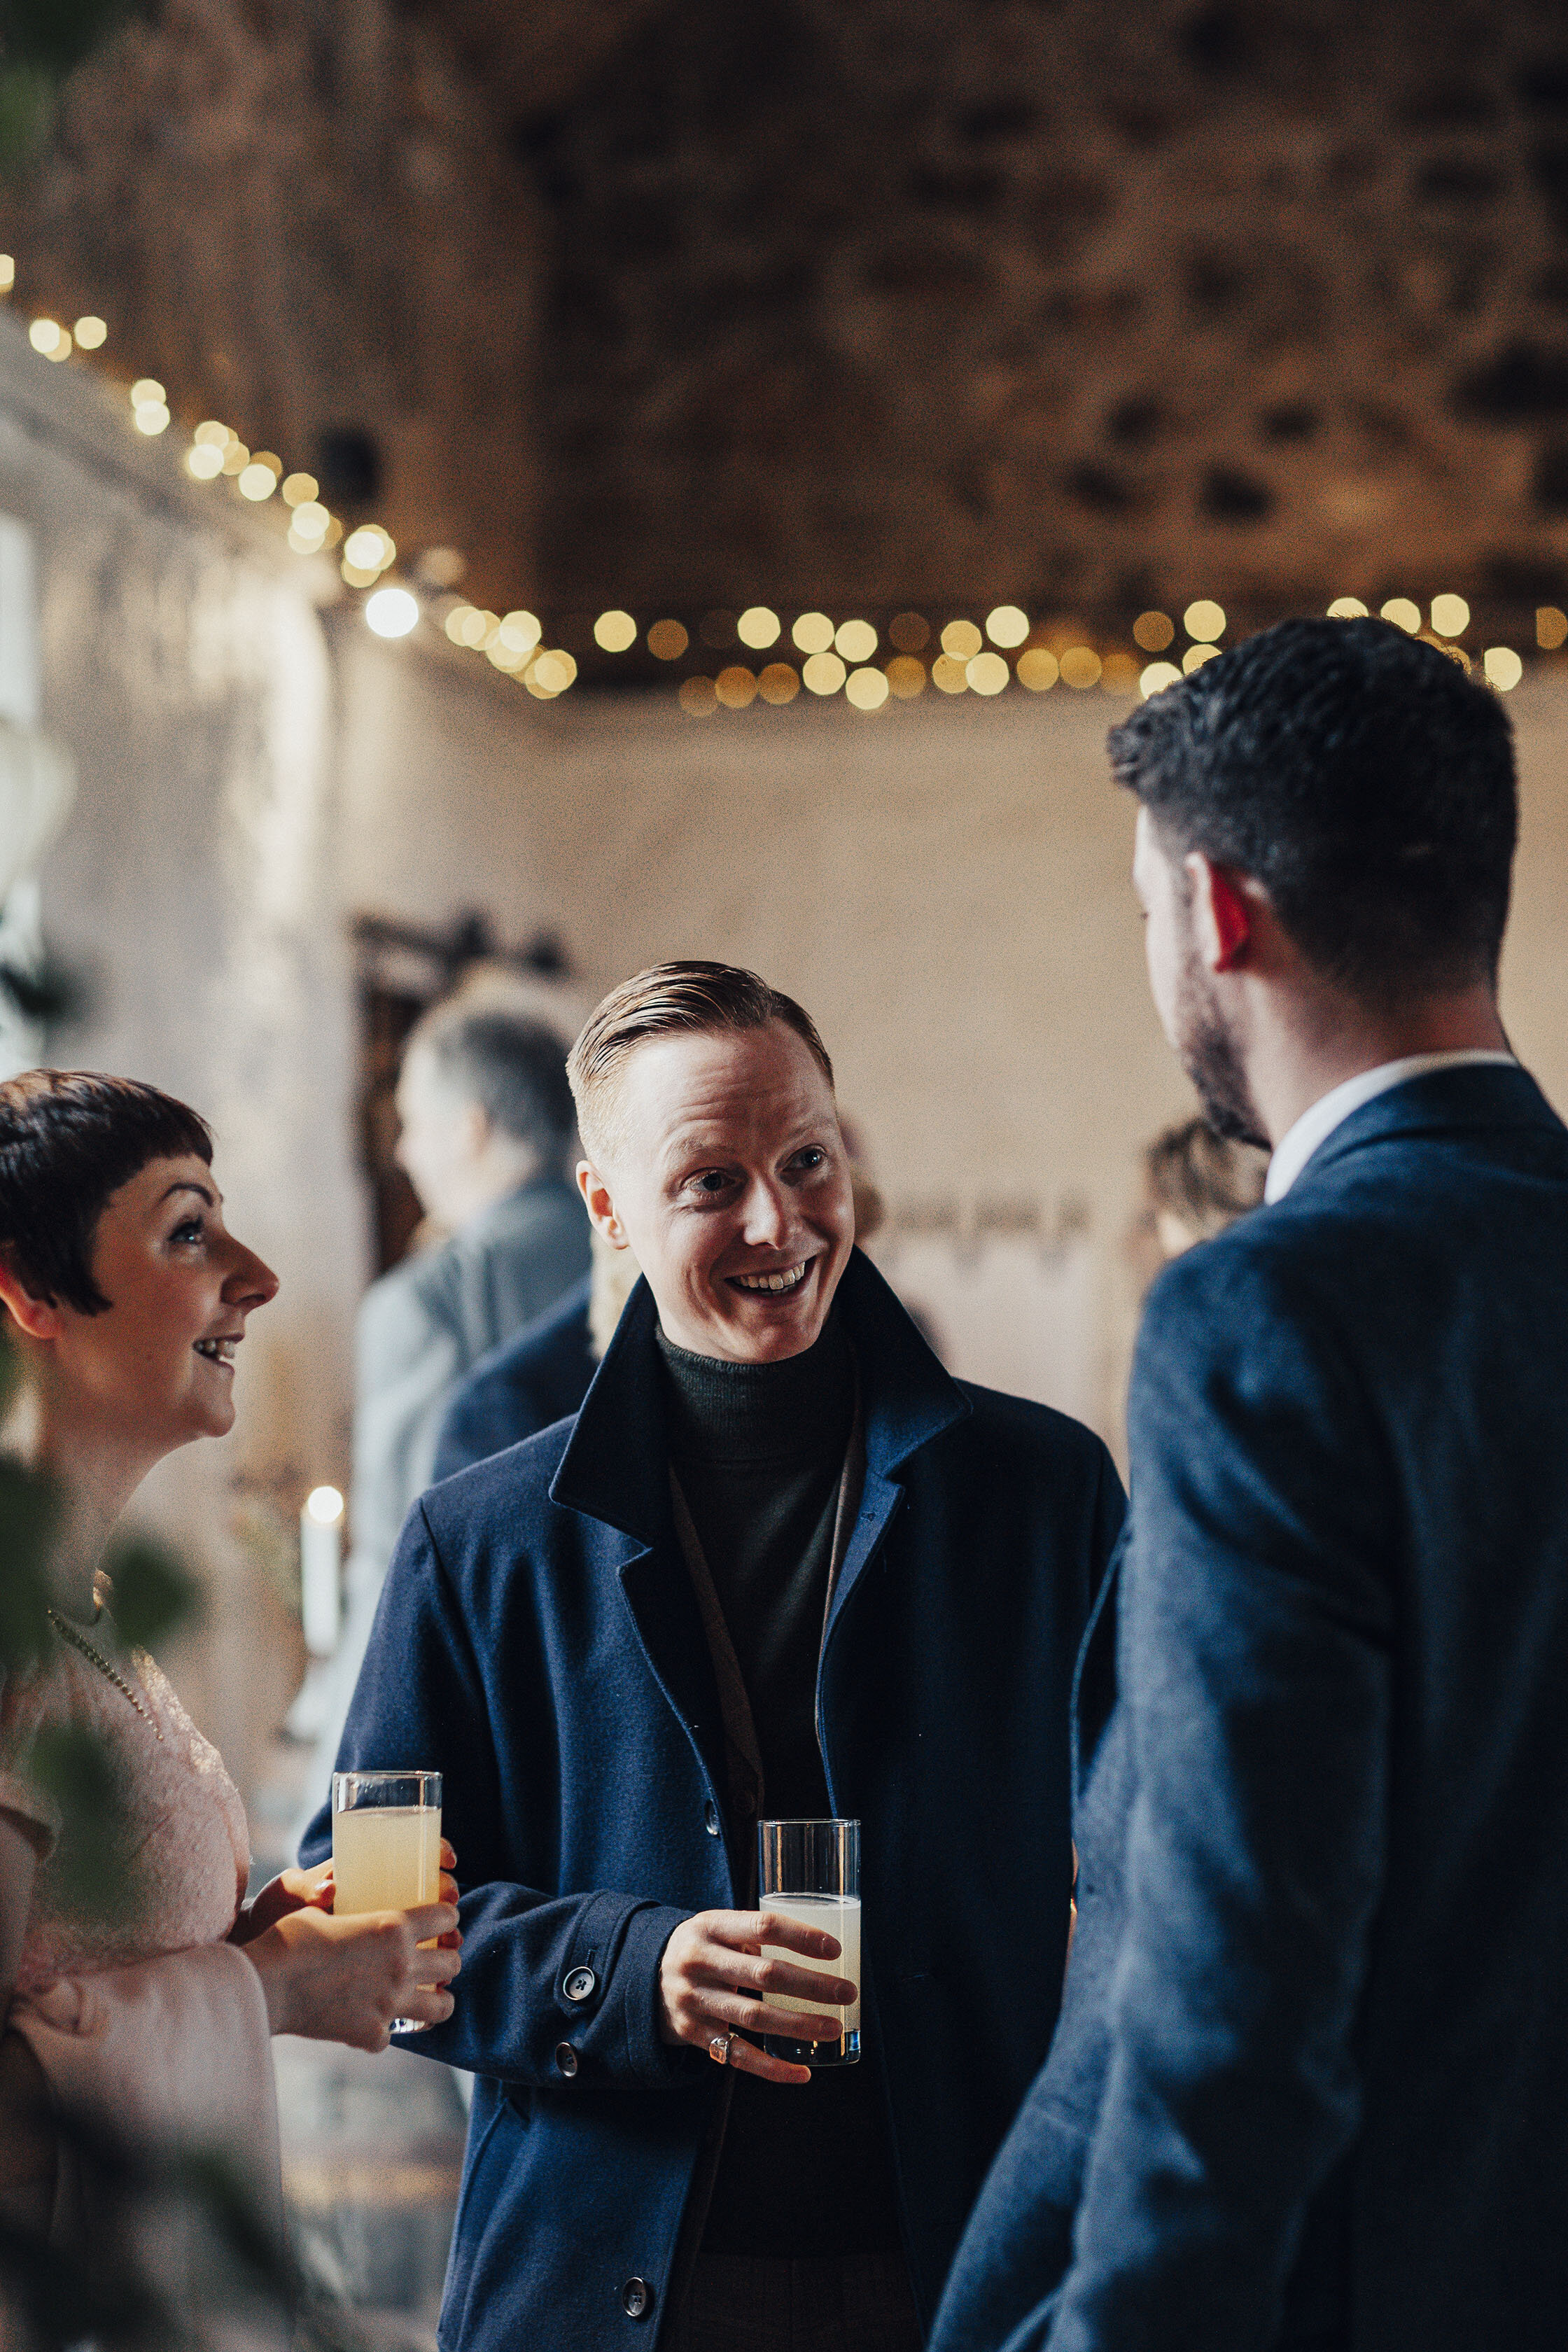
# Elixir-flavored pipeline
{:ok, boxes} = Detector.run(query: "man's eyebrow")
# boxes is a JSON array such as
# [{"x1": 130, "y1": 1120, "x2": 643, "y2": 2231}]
[{"x1": 159, "y1": 1181, "x2": 218, "y2": 1208}]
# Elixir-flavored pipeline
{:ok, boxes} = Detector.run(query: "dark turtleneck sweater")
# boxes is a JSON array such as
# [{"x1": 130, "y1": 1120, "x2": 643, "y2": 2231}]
[{"x1": 657, "y1": 1314, "x2": 904, "y2": 2260}]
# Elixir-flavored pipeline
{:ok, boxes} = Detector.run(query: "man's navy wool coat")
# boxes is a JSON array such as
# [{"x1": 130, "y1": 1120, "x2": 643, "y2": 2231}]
[{"x1": 303, "y1": 1250, "x2": 1124, "y2": 2351}]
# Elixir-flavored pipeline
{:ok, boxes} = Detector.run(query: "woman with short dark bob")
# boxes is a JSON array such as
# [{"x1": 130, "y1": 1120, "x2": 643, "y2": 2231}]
[{"x1": 0, "y1": 1070, "x2": 461, "y2": 2258}]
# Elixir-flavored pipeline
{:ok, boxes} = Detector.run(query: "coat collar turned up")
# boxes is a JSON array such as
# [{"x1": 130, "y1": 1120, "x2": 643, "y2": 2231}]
[{"x1": 549, "y1": 1247, "x2": 970, "y2": 1548}]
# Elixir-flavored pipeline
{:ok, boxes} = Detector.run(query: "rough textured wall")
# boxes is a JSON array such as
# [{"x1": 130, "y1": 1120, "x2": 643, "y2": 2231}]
[
  {"x1": 10, "y1": 0, "x2": 1568, "y2": 645},
  {"x1": 524, "y1": 0, "x2": 1568, "y2": 631}
]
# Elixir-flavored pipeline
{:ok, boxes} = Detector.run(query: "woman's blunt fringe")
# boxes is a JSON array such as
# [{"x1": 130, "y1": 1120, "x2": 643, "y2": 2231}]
[{"x1": 0, "y1": 1071, "x2": 213, "y2": 1315}]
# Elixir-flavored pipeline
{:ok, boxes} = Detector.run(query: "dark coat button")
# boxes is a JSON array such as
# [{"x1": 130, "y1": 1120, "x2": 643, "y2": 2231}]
[
  {"x1": 554, "y1": 2041, "x2": 579, "y2": 2078},
  {"x1": 703, "y1": 1800, "x2": 721, "y2": 1837},
  {"x1": 622, "y1": 2278, "x2": 652, "y2": 2320},
  {"x1": 564, "y1": 1966, "x2": 597, "y2": 2003}
]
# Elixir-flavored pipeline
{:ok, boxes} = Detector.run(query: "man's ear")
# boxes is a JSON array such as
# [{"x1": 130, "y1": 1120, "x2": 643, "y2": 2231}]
[
  {"x1": 576, "y1": 1161, "x2": 631, "y2": 1251},
  {"x1": 1186, "y1": 852, "x2": 1253, "y2": 973},
  {"x1": 0, "y1": 1256, "x2": 64, "y2": 1343}
]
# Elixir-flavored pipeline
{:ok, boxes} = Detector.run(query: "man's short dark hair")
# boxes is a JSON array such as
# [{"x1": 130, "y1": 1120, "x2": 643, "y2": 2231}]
[
  {"x1": 0, "y1": 1070, "x2": 213, "y2": 1315},
  {"x1": 408, "y1": 995, "x2": 576, "y2": 1149},
  {"x1": 1109, "y1": 617, "x2": 1518, "y2": 997}
]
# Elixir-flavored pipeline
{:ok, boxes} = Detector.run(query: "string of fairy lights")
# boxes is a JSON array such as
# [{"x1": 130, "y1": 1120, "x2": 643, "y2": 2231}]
[{"x1": 6, "y1": 255, "x2": 1558, "y2": 715}]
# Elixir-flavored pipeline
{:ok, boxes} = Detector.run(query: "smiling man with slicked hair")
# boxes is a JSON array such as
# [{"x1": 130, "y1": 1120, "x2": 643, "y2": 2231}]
[{"x1": 304, "y1": 960, "x2": 1124, "y2": 2352}]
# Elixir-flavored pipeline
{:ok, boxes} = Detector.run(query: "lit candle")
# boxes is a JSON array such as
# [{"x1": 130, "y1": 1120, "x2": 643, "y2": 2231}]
[{"x1": 300, "y1": 1485, "x2": 344, "y2": 1656}]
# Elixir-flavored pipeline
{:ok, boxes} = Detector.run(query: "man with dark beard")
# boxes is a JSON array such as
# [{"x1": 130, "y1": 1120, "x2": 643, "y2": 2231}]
[{"x1": 931, "y1": 616, "x2": 1568, "y2": 2352}]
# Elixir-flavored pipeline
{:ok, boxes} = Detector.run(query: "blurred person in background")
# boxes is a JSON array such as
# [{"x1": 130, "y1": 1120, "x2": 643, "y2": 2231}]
[
  {"x1": 431, "y1": 1170, "x2": 881, "y2": 1480},
  {"x1": 295, "y1": 980, "x2": 589, "y2": 1809},
  {"x1": 0, "y1": 1073, "x2": 458, "y2": 2301},
  {"x1": 1129, "y1": 1116, "x2": 1266, "y2": 1287},
  {"x1": 304, "y1": 962, "x2": 1124, "y2": 2352}
]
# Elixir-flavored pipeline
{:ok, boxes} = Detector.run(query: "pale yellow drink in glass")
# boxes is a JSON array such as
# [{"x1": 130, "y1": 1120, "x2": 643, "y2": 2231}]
[
  {"x1": 331, "y1": 1770, "x2": 444, "y2": 2033},
  {"x1": 761, "y1": 1893, "x2": 862, "y2": 2058},
  {"x1": 331, "y1": 1802, "x2": 442, "y2": 1914}
]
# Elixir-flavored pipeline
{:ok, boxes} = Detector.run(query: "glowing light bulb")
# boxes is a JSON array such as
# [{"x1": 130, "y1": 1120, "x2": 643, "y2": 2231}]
[
  {"x1": 738, "y1": 607, "x2": 781, "y2": 650},
  {"x1": 365, "y1": 587, "x2": 419, "y2": 639},
  {"x1": 594, "y1": 609, "x2": 637, "y2": 652},
  {"x1": 305, "y1": 1485, "x2": 344, "y2": 1525},
  {"x1": 985, "y1": 606, "x2": 1029, "y2": 649}
]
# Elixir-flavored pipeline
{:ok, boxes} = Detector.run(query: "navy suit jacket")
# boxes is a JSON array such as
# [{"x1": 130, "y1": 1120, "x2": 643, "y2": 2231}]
[
  {"x1": 932, "y1": 1063, "x2": 1568, "y2": 2352},
  {"x1": 303, "y1": 1250, "x2": 1124, "y2": 2352},
  {"x1": 431, "y1": 1272, "x2": 594, "y2": 1480}
]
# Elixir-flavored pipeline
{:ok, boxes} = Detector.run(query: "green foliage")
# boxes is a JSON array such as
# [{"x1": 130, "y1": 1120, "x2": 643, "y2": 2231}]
[
  {"x1": 0, "y1": 0, "x2": 146, "y2": 80},
  {"x1": 0, "y1": 61, "x2": 50, "y2": 173},
  {"x1": 26, "y1": 1718, "x2": 140, "y2": 1921},
  {"x1": 104, "y1": 1533, "x2": 201, "y2": 1651},
  {"x1": 0, "y1": 1456, "x2": 59, "y2": 1677}
]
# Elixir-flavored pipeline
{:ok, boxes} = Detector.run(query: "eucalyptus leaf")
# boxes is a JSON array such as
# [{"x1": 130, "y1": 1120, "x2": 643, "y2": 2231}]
[{"x1": 104, "y1": 1534, "x2": 201, "y2": 1650}]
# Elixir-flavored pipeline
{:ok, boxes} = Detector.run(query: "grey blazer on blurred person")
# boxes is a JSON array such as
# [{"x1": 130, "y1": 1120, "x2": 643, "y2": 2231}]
[
  {"x1": 349, "y1": 1177, "x2": 591, "y2": 1581},
  {"x1": 293, "y1": 1177, "x2": 589, "y2": 1834}
]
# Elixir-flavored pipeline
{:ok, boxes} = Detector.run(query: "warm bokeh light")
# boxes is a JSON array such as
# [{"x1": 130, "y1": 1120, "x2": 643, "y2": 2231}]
[
  {"x1": 459, "y1": 608, "x2": 493, "y2": 649},
  {"x1": 221, "y1": 442, "x2": 249, "y2": 476},
  {"x1": 344, "y1": 526, "x2": 390, "y2": 571},
  {"x1": 1016, "y1": 648, "x2": 1058, "y2": 692},
  {"x1": 757, "y1": 662, "x2": 800, "y2": 704},
  {"x1": 531, "y1": 652, "x2": 576, "y2": 695},
  {"x1": 802, "y1": 650, "x2": 846, "y2": 696},
  {"x1": 238, "y1": 463, "x2": 276, "y2": 500},
  {"x1": 195, "y1": 421, "x2": 230, "y2": 447},
  {"x1": 886, "y1": 656, "x2": 926, "y2": 698},
  {"x1": 186, "y1": 445, "x2": 224, "y2": 480},
  {"x1": 1483, "y1": 646, "x2": 1522, "y2": 691},
  {"x1": 500, "y1": 611, "x2": 542, "y2": 655},
  {"x1": 1184, "y1": 601, "x2": 1226, "y2": 643},
  {"x1": 715, "y1": 666, "x2": 758, "y2": 708},
  {"x1": 835, "y1": 618, "x2": 878, "y2": 663},
  {"x1": 1380, "y1": 598, "x2": 1422, "y2": 634},
  {"x1": 985, "y1": 606, "x2": 1030, "y2": 649},
  {"x1": 594, "y1": 609, "x2": 638, "y2": 652},
  {"x1": 306, "y1": 1485, "x2": 345, "y2": 1525},
  {"x1": 1430, "y1": 594, "x2": 1469, "y2": 638},
  {"x1": 0, "y1": 256, "x2": 13, "y2": 292},
  {"x1": 1133, "y1": 610, "x2": 1175, "y2": 653},
  {"x1": 1327, "y1": 596, "x2": 1368, "y2": 619},
  {"x1": 73, "y1": 315, "x2": 106, "y2": 349},
  {"x1": 1140, "y1": 661, "x2": 1183, "y2": 698},
  {"x1": 290, "y1": 501, "x2": 329, "y2": 538},
  {"x1": 648, "y1": 618, "x2": 690, "y2": 661},
  {"x1": 738, "y1": 606, "x2": 781, "y2": 650},
  {"x1": 1538, "y1": 606, "x2": 1568, "y2": 651},
  {"x1": 846, "y1": 666, "x2": 890, "y2": 710},
  {"x1": 966, "y1": 650, "x2": 1009, "y2": 696},
  {"x1": 793, "y1": 611, "x2": 836, "y2": 655},
  {"x1": 1183, "y1": 643, "x2": 1219, "y2": 673},
  {"x1": 940, "y1": 620, "x2": 983, "y2": 661},
  {"x1": 446, "y1": 606, "x2": 475, "y2": 644},
  {"x1": 133, "y1": 400, "x2": 169, "y2": 433},
  {"x1": 366, "y1": 588, "x2": 419, "y2": 639},
  {"x1": 931, "y1": 654, "x2": 969, "y2": 694},
  {"x1": 130, "y1": 377, "x2": 164, "y2": 407},
  {"x1": 281, "y1": 472, "x2": 318, "y2": 507},
  {"x1": 889, "y1": 612, "x2": 930, "y2": 653},
  {"x1": 679, "y1": 676, "x2": 718, "y2": 717},
  {"x1": 1101, "y1": 652, "x2": 1141, "y2": 696},
  {"x1": 27, "y1": 319, "x2": 61, "y2": 355},
  {"x1": 1059, "y1": 647, "x2": 1102, "y2": 690}
]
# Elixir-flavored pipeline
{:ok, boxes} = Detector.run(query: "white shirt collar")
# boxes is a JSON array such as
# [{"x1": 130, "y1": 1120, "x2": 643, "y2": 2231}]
[{"x1": 1264, "y1": 1051, "x2": 1516, "y2": 1204}]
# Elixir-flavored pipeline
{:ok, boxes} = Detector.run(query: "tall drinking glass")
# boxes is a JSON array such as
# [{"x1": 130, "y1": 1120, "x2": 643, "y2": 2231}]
[
  {"x1": 332, "y1": 1769, "x2": 443, "y2": 2033},
  {"x1": 757, "y1": 1816, "x2": 860, "y2": 2066}
]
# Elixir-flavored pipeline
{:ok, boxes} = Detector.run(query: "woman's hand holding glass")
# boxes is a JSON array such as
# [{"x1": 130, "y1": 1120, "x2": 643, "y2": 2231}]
[
  {"x1": 237, "y1": 1840, "x2": 462, "y2": 2051},
  {"x1": 657, "y1": 1907, "x2": 857, "y2": 2085}
]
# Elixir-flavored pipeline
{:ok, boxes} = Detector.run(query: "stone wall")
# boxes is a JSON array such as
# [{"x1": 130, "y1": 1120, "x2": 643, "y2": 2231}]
[{"x1": 10, "y1": 0, "x2": 1568, "y2": 654}]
